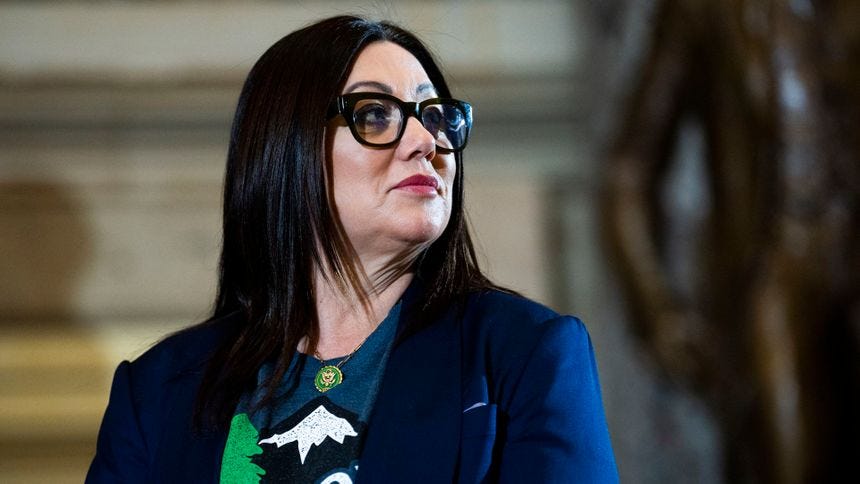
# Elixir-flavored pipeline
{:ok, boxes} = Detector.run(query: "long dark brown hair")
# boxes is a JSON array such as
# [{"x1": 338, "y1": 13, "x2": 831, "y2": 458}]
[{"x1": 195, "y1": 15, "x2": 498, "y2": 430}]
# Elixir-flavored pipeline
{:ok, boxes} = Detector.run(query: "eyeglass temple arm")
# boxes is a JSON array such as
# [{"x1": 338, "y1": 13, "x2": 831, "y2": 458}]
[{"x1": 326, "y1": 97, "x2": 346, "y2": 120}]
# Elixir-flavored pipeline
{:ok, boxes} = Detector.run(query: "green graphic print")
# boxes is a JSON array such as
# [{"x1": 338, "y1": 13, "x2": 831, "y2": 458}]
[{"x1": 221, "y1": 413, "x2": 266, "y2": 483}]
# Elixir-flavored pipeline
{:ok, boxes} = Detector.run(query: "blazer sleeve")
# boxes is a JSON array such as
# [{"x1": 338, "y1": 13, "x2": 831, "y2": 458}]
[
  {"x1": 498, "y1": 316, "x2": 618, "y2": 483},
  {"x1": 86, "y1": 361, "x2": 149, "y2": 484}
]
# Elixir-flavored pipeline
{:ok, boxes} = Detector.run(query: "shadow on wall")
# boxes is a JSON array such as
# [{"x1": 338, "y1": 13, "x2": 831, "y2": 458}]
[
  {"x1": 0, "y1": 181, "x2": 107, "y2": 482},
  {"x1": 0, "y1": 182, "x2": 92, "y2": 320}
]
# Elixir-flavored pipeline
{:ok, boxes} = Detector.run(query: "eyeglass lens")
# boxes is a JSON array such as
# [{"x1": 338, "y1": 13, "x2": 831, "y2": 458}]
[{"x1": 351, "y1": 98, "x2": 468, "y2": 151}]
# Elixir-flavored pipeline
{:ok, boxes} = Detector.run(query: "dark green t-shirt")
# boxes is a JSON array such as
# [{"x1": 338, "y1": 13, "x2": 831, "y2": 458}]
[{"x1": 220, "y1": 302, "x2": 400, "y2": 484}]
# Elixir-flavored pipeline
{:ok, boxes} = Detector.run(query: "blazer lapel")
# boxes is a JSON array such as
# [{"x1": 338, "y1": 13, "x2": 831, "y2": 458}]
[{"x1": 359, "y1": 303, "x2": 462, "y2": 482}]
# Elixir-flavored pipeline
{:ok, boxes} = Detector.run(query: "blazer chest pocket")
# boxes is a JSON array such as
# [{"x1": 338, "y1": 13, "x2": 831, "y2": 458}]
[
  {"x1": 462, "y1": 402, "x2": 497, "y2": 438},
  {"x1": 459, "y1": 403, "x2": 499, "y2": 483}
]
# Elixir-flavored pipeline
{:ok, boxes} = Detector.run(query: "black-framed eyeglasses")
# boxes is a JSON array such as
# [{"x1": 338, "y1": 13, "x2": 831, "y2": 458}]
[{"x1": 327, "y1": 92, "x2": 472, "y2": 154}]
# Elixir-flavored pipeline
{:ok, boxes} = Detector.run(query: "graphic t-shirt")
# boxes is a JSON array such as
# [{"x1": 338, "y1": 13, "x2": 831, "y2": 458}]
[{"x1": 220, "y1": 302, "x2": 400, "y2": 484}]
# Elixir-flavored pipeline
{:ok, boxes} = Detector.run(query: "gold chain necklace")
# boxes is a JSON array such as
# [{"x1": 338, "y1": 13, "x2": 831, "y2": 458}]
[{"x1": 311, "y1": 337, "x2": 369, "y2": 393}]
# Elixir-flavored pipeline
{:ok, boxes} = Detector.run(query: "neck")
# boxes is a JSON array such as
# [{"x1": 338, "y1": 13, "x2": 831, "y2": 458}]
[{"x1": 306, "y1": 265, "x2": 413, "y2": 359}]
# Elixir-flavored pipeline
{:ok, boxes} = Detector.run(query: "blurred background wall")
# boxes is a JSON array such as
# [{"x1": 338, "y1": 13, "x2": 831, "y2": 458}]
[{"x1": 7, "y1": 0, "x2": 853, "y2": 482}]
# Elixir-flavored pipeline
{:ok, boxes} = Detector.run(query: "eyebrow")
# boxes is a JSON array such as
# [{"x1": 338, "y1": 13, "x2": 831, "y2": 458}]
[
  {"x1": 416, "y1": 82, "x2": 437, "y2": 96},
  {"x1": 343, "y1": 81, "x2": 392, "y2": 94},
  {"x1": 343, "y1": 80, "x2": 438, "y2": 97}
]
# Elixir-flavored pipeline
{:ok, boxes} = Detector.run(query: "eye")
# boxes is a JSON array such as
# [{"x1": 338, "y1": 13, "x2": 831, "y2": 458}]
[
  {"x1": 354, "y1": 101, "x2": 396, "y2": 134},
  {"x1": 444, "y1": 106, "x2": 464, "y2": 129},
  {"x1": 421, "y1": 105, "x2": 444, "y2": 136},
  {"x1": 422, "y1": 104, "x2": 465, "y2": 140}
]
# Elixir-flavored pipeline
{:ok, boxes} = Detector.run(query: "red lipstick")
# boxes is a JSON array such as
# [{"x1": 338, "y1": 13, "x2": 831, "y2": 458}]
[{"x1": 393, "y1": 174, "x2": 439, "y2": 195}]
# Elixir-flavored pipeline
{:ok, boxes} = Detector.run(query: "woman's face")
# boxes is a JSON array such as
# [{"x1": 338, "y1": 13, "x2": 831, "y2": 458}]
[{"x1": 328, "y1": 41, "x2": 456, "y2": 261}]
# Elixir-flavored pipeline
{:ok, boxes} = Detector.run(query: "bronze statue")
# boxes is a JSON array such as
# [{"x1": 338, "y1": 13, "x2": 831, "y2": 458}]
[{"x1": 602, "y1": 0, "x2": 859, "y2": 481}]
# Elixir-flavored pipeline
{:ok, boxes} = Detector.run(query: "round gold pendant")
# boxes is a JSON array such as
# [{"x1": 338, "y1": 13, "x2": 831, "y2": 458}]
[{"x1": 314, "y1": 365, "x2": 343, "y2": 392}]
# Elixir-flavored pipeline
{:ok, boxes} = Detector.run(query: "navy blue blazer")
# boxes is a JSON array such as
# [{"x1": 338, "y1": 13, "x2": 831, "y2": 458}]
[{"x1": 87, "y1": 289, "x2": 618, "y2": 483}]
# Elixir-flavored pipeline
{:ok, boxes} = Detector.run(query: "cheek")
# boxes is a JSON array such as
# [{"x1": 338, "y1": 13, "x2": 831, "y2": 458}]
[
  {"x1": 438, "y1": 157, "x2": 456, "y2": 222},
  {"x1": 330, "y1": 134, "x2": 386, "y2": 207},
  {"x1": 435, "y1": 163, "x2": 456, "y2": 233},
  {"x1": 435, "y1": 155, "x2": 457, "y2": 192}
]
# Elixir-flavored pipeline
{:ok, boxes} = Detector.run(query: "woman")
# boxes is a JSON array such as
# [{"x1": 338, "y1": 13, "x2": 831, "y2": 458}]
[{"x1": 87, "y1": 16, "x2": 618, "y2": 483}]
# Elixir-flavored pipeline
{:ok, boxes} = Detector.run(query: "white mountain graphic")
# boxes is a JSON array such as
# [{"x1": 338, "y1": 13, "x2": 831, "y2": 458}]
[{"x1": 258, "y1": 404, "x2": 358, "y2": 464}]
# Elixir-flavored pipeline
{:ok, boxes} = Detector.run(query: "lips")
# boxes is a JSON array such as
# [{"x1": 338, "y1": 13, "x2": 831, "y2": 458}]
[{"x1": 393, "y1": 174, "x2": 439, "y2": 190}]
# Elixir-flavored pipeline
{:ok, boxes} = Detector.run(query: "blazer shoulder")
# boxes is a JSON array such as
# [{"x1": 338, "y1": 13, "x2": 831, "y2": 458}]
[
  {"x1": 462, "y1": 289, "x2": 587, "y2": 357},
  {"x1": 464, "y1": 288, "x2": 572, "y2": 328},
  {"x1": 129, "y1": 310, "x2": 242, "y2": 383},
  {"x1": 88, "y1": 312, "x2": 241, "y2": 482}
]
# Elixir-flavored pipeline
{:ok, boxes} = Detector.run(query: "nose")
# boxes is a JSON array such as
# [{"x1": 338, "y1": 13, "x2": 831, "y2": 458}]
[{"x1": 396, "y1": 116, "x2": 436, "y2": 162}]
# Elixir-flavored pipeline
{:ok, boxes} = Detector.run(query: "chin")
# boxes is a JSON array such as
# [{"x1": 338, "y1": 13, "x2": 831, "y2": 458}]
[
  {"x1": 400, "y1": 225, "x2": 444, "y2": 246},
  {"x1": 395, "y1": 215, "x2": 449, "y2": 246}
]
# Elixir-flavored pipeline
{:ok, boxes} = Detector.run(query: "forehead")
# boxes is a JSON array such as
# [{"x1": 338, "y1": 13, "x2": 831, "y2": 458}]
[{"x1": 342, "y1": 41, "x2": 435, "y2": 97}]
